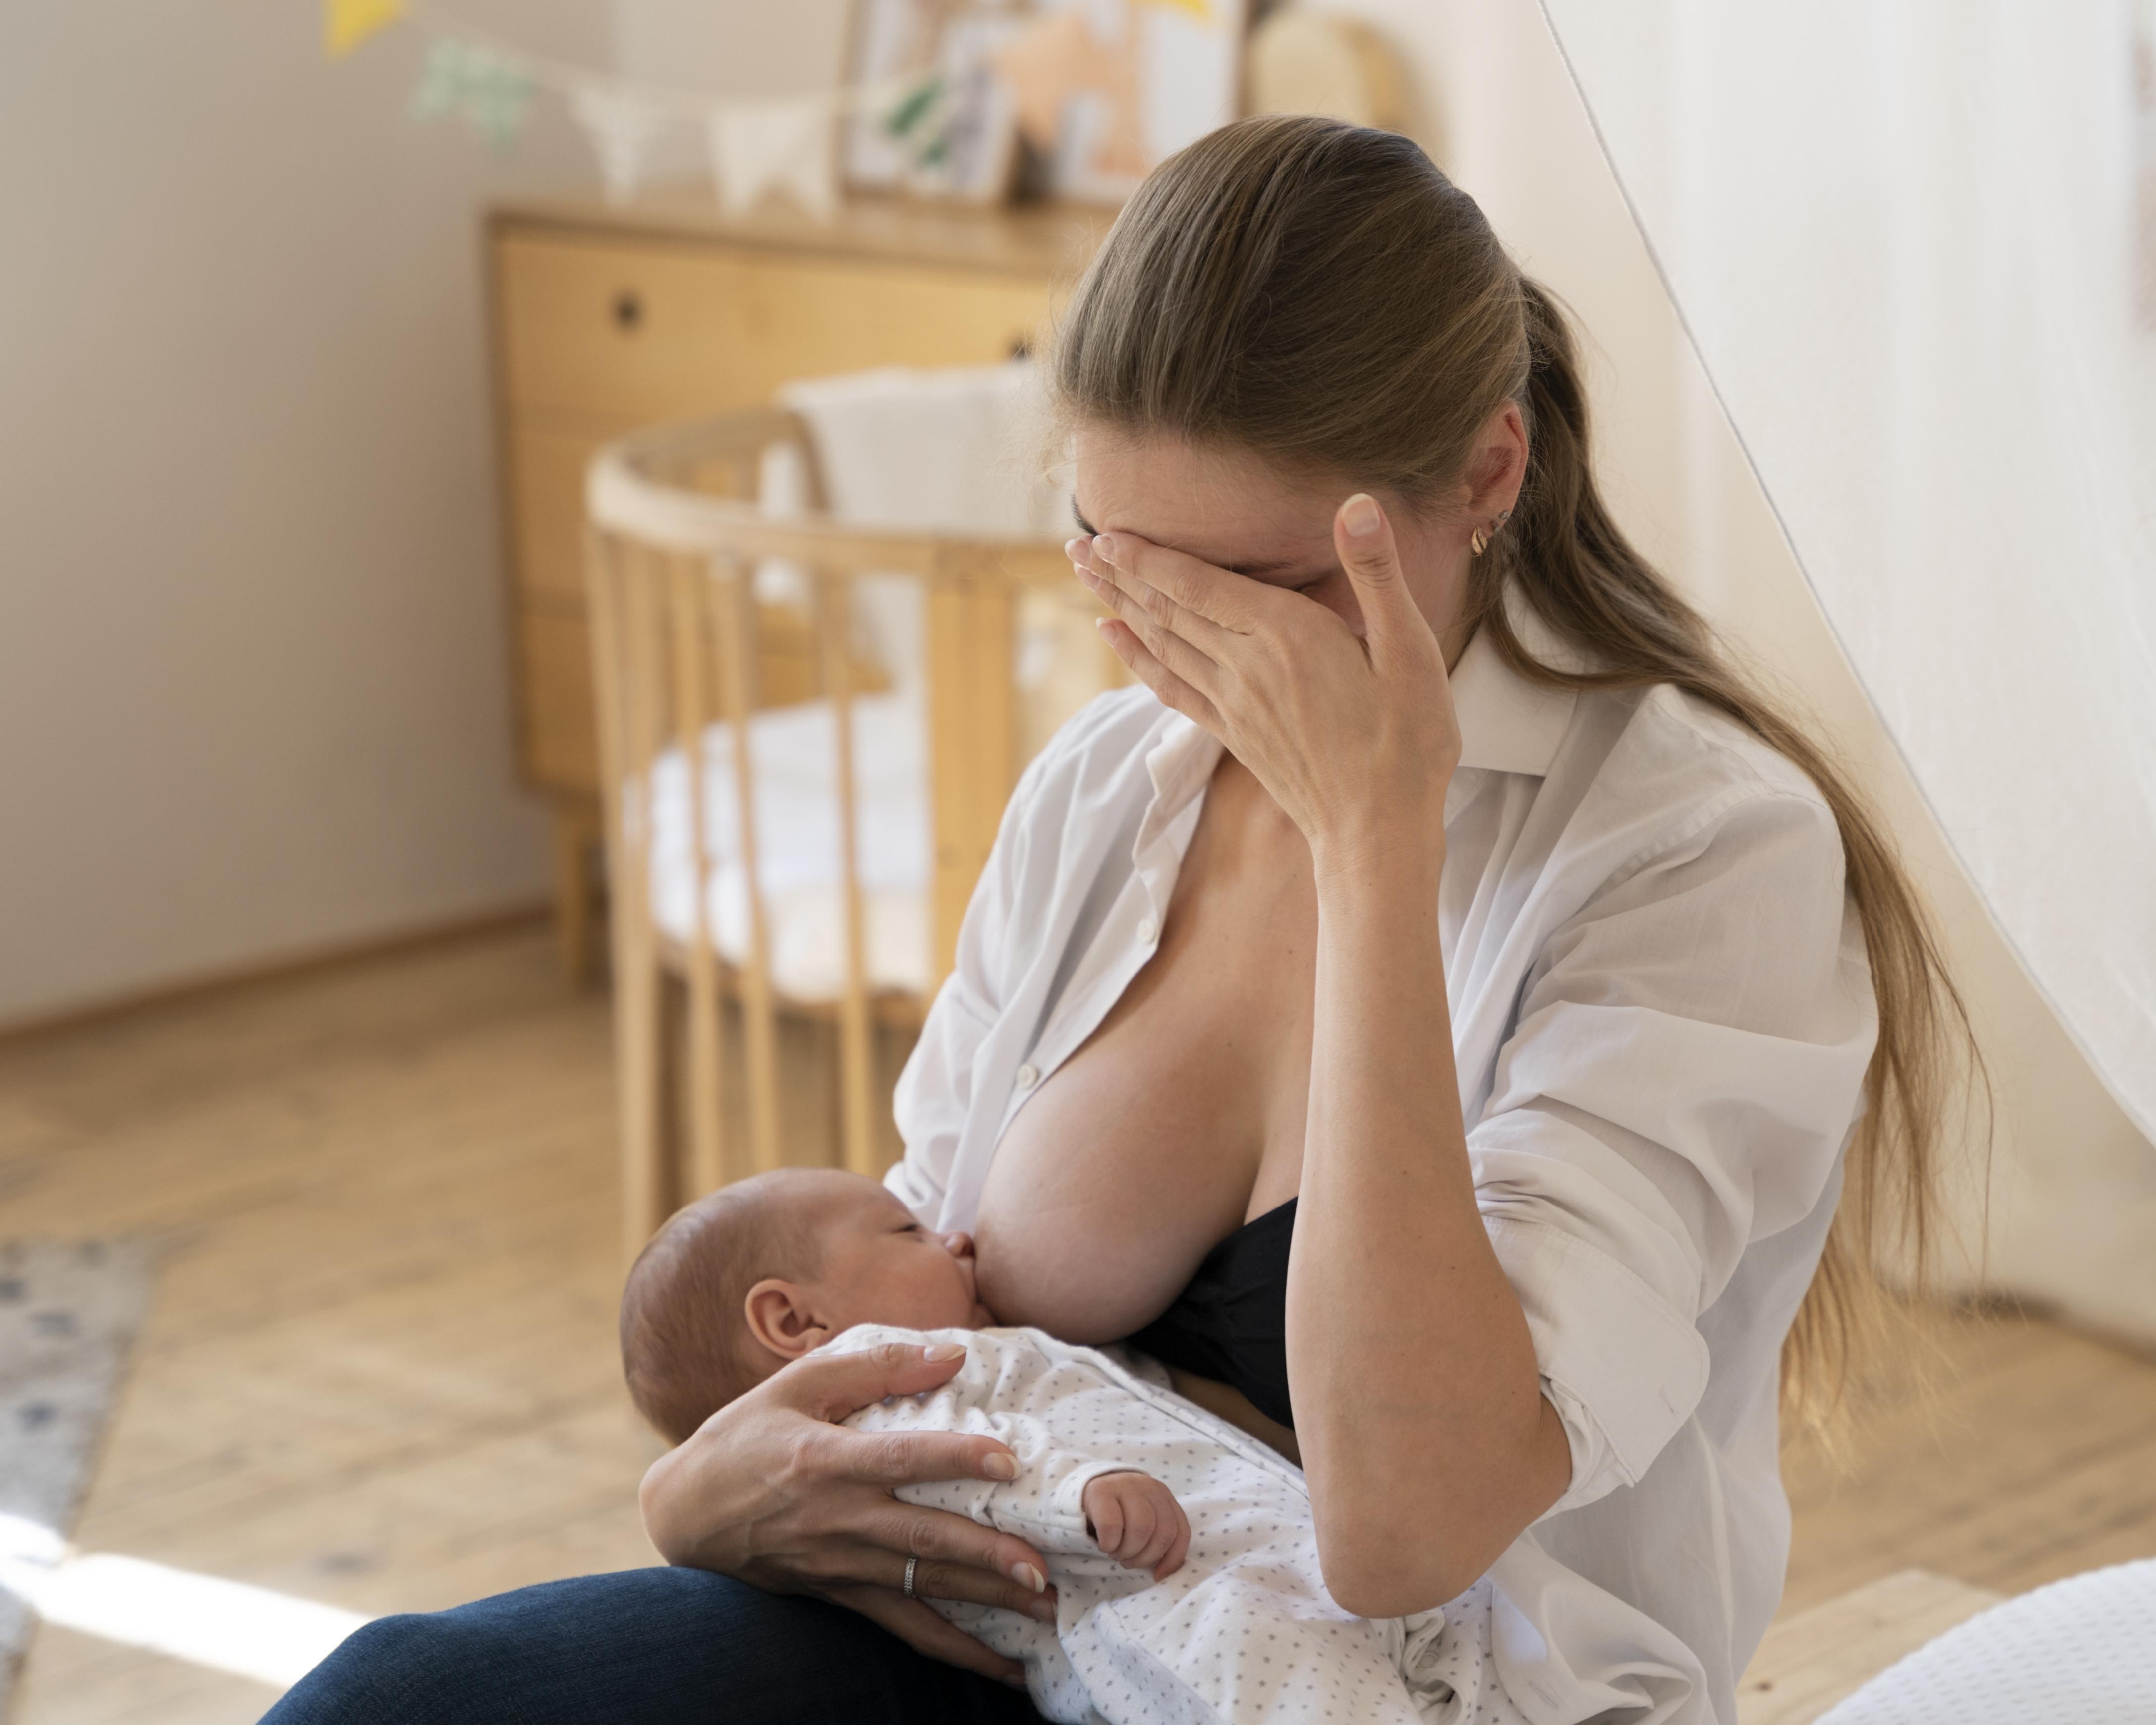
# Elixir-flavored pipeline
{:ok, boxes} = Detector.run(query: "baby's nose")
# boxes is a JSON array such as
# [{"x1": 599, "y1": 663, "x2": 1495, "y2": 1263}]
[{"x1": 941, "y1": 1230, "x2": 976, "y2": 1261}]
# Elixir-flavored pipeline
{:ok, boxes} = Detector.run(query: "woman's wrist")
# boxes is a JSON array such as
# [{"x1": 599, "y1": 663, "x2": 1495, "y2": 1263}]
[{"x1": 1307, "y1": 824, "x2": 1446, "y2": 900}]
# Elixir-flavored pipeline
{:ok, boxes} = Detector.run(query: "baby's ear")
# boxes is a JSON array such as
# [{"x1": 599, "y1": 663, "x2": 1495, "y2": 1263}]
[{"x1": 743, "y1": 1278, "x2": 831, "y2": 1363}]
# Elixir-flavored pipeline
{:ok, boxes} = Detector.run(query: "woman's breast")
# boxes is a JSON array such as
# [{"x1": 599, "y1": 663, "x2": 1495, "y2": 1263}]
[{"x1": 974, "y1": 804, "x2": 1316, "y2": 1342}]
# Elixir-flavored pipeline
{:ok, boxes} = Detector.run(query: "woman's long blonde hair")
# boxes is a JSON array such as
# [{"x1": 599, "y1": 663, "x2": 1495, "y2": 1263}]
[{"x1": 1052, "y1": 115, "x2": 1983, "y2": 1430}]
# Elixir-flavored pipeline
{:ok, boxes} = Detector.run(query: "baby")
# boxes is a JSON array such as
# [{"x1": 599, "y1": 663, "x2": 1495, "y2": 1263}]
[
  {"x1": 621, "y1": 1167, "x2": 1192, "y2": 1586},
  {"x1": 619, "y1": 1169, "x2": 1514, "y2": 1725}
]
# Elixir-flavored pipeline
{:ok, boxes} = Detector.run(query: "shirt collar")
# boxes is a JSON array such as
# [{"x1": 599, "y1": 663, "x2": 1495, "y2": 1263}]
[
  {"x1": 1137, "y1": 585, "x2": 1581, "y2": 825},
  {"x1": 1142, "y1": 709, "x2": 1217, "y2": 808},
  {"x1": 1450, "y1": 589, "x2": 1580, "y2": 777}
]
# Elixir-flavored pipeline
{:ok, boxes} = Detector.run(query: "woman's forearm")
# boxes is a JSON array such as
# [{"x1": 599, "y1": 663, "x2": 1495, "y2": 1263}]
[
  {"x1": 1288, "y1": 847, "x2": 1570, "y2": 1617},
  {"x1": 1071, "y1": 493, "x2": 1564, "y2": 1607}
]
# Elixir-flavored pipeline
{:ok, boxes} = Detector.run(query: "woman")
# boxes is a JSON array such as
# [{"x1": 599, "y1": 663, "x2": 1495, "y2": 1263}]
[{"x1": 270, "y1": 117, "x2": 1968, "y2": 1725}]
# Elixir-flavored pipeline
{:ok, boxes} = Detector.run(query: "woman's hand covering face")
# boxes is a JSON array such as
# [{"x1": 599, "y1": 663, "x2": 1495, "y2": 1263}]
[
  {"x1": 1071, "y1": 493, "x2": 1463, "y2": 881},
  {"x1": 637, "y1": 1340, "x2": 1055, "y2": 1685}
]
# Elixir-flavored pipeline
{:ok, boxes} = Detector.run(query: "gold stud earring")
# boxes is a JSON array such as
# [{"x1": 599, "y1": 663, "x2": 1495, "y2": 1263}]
[{"x1": 1471, "y1": 527, "x2": 1489, "y2": 557}]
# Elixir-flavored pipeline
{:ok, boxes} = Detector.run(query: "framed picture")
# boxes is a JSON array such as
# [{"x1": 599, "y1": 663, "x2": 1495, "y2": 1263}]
[
  {"x1": 994, "y1": 0, "x2": 1249, "y2": 205},
  {"x1": 842, "y1": 0, "x2": 1249, "y2": 207},
  {"x1": 841, "y1": 0, "x2": 1029, "y2": 204}
]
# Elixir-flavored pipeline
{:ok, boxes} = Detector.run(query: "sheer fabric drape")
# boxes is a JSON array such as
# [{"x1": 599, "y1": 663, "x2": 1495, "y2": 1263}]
[{"x1": 1540, "y1": 0, "x2": 2156, "y2": 1140}]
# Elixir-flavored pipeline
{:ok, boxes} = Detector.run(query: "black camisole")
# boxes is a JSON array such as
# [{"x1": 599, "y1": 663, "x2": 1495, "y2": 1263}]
[{"x1": 1127, "y1": 1197, "x2": 1296, "y2": 1430}]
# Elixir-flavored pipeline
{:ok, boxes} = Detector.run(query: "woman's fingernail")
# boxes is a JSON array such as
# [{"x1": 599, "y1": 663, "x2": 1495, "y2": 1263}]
[
  {"x1": 1012, "y1": 1562, "x2": 1046, "y2": 1593},
  {"x1": 922, "y1": 1342, "x2": 966, "y2": 1361},
  {"x1": 1342, "y1": 493, "x2": 1382, "y2": 538},
  {"x1": 1092, "y1": 534, "x2": 1118, "y2": 565},
  {"x1": 981, "y1": 1451, "x2": 1019, "y2": 1480},
  {"x1": 1029, "y1": 1595, "x2": 1057, "y2": 1623}
]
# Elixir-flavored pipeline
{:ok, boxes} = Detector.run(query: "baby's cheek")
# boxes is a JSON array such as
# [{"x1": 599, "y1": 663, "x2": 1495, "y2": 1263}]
[{"x1": 924, "y1": 1265, "x2": 982, "y2": 1329}]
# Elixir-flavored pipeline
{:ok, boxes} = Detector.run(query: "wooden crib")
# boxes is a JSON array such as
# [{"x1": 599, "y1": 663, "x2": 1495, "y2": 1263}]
[{"x1": 586, "y1": 406, "x2": 1118, "y2": 1259}]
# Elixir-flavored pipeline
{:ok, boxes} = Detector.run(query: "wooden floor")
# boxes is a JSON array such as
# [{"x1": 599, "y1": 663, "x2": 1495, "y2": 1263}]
[{"x1": 3, "y1": 924, "x2": 2153, "y2": 1722}]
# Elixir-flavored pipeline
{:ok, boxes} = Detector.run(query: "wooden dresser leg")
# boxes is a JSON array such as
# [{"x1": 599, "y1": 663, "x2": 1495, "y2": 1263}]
[{"x1": 550, "y1": 801, "x2": 601, "y2": 986}]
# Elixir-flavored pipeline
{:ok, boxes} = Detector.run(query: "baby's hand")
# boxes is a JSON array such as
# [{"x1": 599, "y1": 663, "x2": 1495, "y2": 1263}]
[{"x1": 1081, "y1": 1470, "x2": 1191, "y2": 1581}]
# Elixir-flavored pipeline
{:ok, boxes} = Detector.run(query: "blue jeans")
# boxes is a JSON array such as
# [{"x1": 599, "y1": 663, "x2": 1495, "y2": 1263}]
[{"x1": 261, "y1": 1567, "x2": 1045, "y2": 1724}]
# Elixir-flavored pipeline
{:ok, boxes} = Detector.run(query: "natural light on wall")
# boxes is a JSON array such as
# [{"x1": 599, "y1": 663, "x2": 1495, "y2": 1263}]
[{"x1": 1539, "y1": 0, "x2": 2156, "y2": 1141}]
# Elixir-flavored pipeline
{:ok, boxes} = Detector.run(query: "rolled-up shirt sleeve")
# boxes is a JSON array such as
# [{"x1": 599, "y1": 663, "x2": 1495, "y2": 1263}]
[{"x1": 1470, "y1": 784, "x2": 1878, "y2": 1512}]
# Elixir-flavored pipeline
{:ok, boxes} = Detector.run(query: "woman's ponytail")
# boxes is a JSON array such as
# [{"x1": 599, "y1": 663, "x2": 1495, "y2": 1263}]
[{"x1": 1497, "y1": 275, "x2": 1985, "y2": 1431}]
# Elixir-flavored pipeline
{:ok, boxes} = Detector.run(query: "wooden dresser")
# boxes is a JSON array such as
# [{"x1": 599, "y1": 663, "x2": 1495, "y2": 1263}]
[{"x1": 486, "y1": 192, "x2": 1111, "y2": 977}]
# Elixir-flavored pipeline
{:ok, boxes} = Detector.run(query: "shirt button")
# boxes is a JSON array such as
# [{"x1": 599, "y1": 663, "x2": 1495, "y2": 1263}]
[
  {"x1": 1136, "y1": 917, "x2": 1159, "y2": 946},
  {"x1": 1016, "y1": 1063, "x2": 1039, "y2": 1090}
]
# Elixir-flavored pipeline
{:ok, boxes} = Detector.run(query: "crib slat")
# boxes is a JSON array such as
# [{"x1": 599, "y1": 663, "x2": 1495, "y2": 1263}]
[
  {"x1": 815, "y1": 569, "x2": 878, "y2": 1179},
  {"x1": 595, "y1": 411, "x2": 1112, "y2": 1217},
  {"x1": 926, "y1": 553, "x2": 1017, "y2": 990},
  {"x1": 668, "y1": 553, "x2": 728, "y2": 1199},
  {"x1": 715, "y1": 555, "x2": 784, "y2": 1175},
  {"x1": 597, "y1": 532, "x2": 674, "y2": 1261}
]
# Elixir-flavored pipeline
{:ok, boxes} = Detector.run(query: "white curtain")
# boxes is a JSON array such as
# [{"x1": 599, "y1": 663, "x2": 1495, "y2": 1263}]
[{"x1": 1540, "y1": 0, "x2": 2156, "y2": 1143}]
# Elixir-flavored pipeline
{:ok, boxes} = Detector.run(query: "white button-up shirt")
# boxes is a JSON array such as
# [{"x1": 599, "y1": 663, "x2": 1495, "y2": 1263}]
[{"x1": 888, "y1": 601, "x2": 1877, "y2": 1725}]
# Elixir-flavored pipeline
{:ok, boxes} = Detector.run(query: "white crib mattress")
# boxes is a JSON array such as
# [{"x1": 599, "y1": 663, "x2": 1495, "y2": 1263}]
[
  {"x1": 644, "y1": 692, "x2": 933, "y2": 1003},
  {"x1": 1818, "y1": 1558, "x2": 2156, "y2": 1724}
]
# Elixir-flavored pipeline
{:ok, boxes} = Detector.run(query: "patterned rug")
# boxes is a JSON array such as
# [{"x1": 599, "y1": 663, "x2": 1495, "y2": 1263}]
[{"x1": 0, "y1": 1242, "x2": 154, "y2": 1714}]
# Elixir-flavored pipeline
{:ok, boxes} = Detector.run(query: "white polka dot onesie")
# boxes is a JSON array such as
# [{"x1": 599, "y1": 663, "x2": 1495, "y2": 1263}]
[{"x1": 828, "y1": 1324, "x2": 1534, "y2": 1725}]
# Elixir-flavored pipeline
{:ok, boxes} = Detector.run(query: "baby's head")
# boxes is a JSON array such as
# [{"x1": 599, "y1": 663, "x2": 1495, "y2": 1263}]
[{"x1": 619, "y1": 1168, "x2": 992, "y2": 1444}]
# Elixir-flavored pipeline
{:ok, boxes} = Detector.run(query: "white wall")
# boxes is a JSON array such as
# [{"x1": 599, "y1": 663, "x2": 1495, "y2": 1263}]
[
  {"x1": 0, "y1": 2, "x2": 617, "y2": 1026},
  {"x1": 613, "y1": 0, "x2": 849, "y2": 93},
  {"x1": 1306, "y1": 0, "x2": 2156, "y2": 1340},
  {"x1": 0, "y1": 1, "x2": 861, "y2": 1030}
]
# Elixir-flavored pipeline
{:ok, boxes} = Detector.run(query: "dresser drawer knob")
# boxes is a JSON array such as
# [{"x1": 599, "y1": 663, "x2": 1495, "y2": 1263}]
[{"x1": 612, "y1": 289, "x2": 643, "y2": 332}]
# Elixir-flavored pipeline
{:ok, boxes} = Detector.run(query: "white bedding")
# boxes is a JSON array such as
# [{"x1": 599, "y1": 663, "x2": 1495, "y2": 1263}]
[
  {"x1": 1818, "y1": 1558, "x2": 2156, "y2": 1725},
  {"x1": 644, "y1": 692, "x2": 933, "y2": 1002}
]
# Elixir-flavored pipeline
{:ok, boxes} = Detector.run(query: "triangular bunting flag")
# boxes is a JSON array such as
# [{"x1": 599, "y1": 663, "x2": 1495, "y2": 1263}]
[
  {"x1": 411, "y1": 38, "x2": 535, "y2": 152},
  {"x1": 707, "y1": 98, "x2": 837, "y2": 221},
  {"x1": 570, "y1": 85, "x2": 674, "y2": 205},
  {"x1": 324, "y1": 0, "x2": 406, "y2": 58}
]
